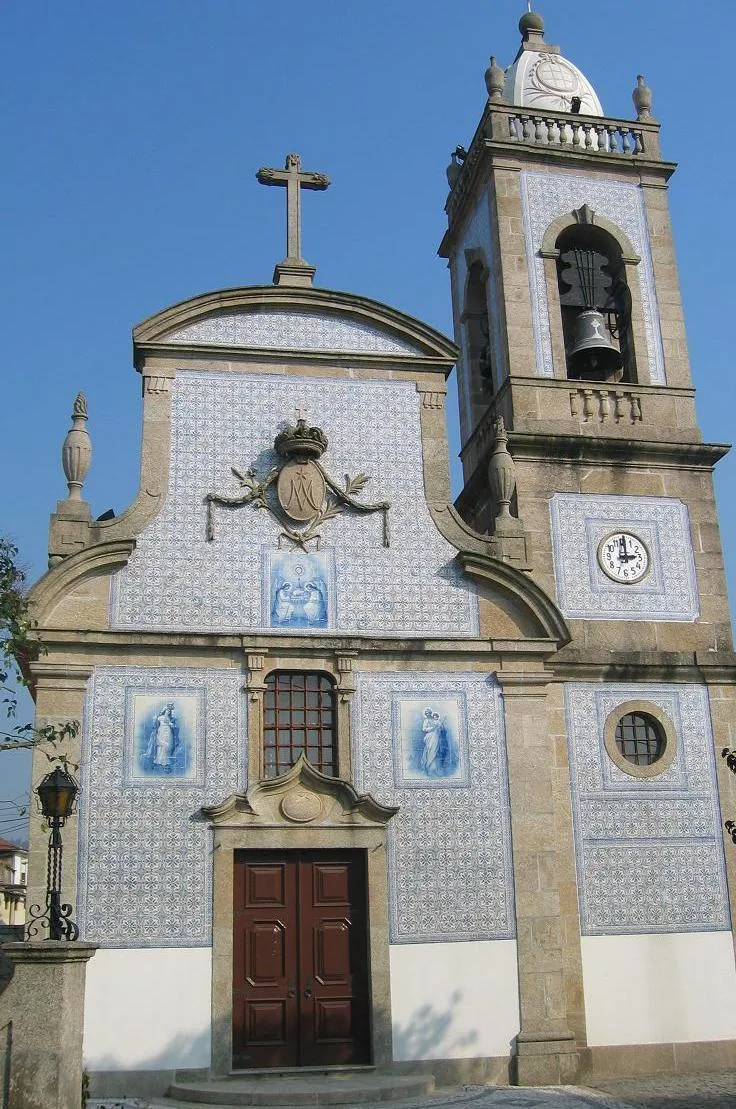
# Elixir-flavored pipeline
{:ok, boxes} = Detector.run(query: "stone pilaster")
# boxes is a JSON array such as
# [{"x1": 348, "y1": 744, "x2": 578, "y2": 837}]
[
  {"x1": 335, "y1": 650, "x2": 357, "y2": 779},
  {"x1": 245, "y1": 652, "x2": 268, "y2": 782},
  {"x1": 498, "y1": 670, "x2": 585, "y2": 1085},
  {"x1": 27, "y1": 666, "x2": 91, "y2": 930}
]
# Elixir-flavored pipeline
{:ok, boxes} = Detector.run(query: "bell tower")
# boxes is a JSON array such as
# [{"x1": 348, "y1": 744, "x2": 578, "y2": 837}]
[
  {"x1": 440, "y1": 8, "x2": 731, "y2": 652},
  {"x1": 441, "y1": 8, "x2": 736, "y2": 1086}
]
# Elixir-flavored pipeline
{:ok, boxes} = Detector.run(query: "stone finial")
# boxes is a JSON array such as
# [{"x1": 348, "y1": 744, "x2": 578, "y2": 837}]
[
  {"x1": 519, "y1": 9, "x2": 545, "y2": 42},
  {"x1": 488, "y1": 416, "x2": 517, "y2": 525},
  {"x1": 446, "y1": 150, "x2": 462, "y2": 190},
  {"x1": 633, "y1": 74, "x2": 653, "y2": 120},
  {"x1": 61, "y1": 392, "x2": 92, "y2": 501},
  {"x1": 485, "y1": 56, "x2": 506, "y2": 101}
]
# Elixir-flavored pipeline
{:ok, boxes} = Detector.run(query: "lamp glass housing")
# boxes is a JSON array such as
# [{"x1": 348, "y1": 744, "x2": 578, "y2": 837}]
[{"x1": 36, "y1": 767, "x2": 79, "y2": 821}]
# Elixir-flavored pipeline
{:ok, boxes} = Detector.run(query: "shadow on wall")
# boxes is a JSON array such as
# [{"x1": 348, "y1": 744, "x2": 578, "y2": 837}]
[
  {"x1": 392, "y1": 990, "x2": 479, "y2": 1060},
  {"x1": 87, "y1": 1026, "x2": 210, "y2": 1076}
]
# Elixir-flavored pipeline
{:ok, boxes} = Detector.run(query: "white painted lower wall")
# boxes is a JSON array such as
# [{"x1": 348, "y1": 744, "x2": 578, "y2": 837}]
[
  {"x1": 83, "y1": 947, "x2": 212, "y2": 1070},
  {"x1": 389, "y1": 940, "x2": 519, "y2": 1060},
  {"x1": 581, "y1": 931, "x2": 736, "y2": 1047}
]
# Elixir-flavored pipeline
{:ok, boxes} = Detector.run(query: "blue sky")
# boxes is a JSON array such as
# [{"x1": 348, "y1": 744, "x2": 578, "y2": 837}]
[{"x1": 2, "y1": 0, "x2": 734, "y2": 834}]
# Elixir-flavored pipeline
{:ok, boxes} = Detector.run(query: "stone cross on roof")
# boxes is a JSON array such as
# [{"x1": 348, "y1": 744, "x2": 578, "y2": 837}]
[{"x1": 256, "y1": 153, "x2": 330, "y2": 288}]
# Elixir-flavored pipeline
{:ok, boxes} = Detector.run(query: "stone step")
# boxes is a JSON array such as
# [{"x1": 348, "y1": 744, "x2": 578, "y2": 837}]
[{"x1": 167, "y1": 1070, "x2": 436, "y2": 1106}]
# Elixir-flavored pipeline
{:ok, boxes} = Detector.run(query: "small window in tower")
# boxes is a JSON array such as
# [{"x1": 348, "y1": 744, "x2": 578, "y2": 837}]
[
  {"x1": 614, "y1": 712, "x2": 665, "y2": 767},
  {"x1": 263, "y1": 671, "x2": 336, "y2": 778},
  {"x1": 556, "y1": 225, "x2": 636, "y2": 384}
]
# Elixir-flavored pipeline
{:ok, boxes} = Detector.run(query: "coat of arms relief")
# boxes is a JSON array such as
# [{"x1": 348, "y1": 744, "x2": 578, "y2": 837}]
[{"x1": 205, "y1": 413, "x2": 390, "y2": 551}]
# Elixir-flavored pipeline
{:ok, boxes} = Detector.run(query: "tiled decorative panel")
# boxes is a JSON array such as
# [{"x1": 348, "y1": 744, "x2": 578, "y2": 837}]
[
  {"x1": 261, "y1": 546, "x2": 336, "y2": 631},
  {"x1": 111, "y1": 373, "x2": 479, "y2": 638},
  {"x1": 520, "y1": 170, "x2": 666, "y2": 383},
  {"x1": 77, "y1": 666, "x2": 245, "y2": 947},
  {"x1": 550, "y1": 493, "x2": 699, "y2": 621},
  {"x1": 352, "y1": 671, "x2": 515, "y2": 943},
  {"x1": 163, "y1": 309, "x2": 422, "y2": 355},
  {"x1": 565, "y1": 683, "x2": 730, "y2": 935},
  {"x1": 452, "y1": 187, "x2": 506, "y2": 442}
]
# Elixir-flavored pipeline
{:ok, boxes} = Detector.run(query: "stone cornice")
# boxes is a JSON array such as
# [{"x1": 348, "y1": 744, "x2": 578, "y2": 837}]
[
  {"x1": 507, "y1": 432, "x2": 729, "y2": 470},
  {"x1": 133, "y1": 285, "x2": 458, "y2": 368},
  {"x1": 135, "y1": 342, "x2": 453, "y2": 374},
  {"x1": 31, "y1": 631, "x2": 732, "y2": 682},
  {"x1": 31, "y1": 627, "x2": 562, "y2": 657},
  {"x1": 550, "y1": 649, "x2": 736, "y2": 685}
]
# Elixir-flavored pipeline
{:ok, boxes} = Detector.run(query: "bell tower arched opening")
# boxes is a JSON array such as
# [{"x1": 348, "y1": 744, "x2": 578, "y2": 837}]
[
  {"x1": 462, "y1": 255, "x2": 495, "y2": 430},
  {"x1": 555, "y1": 223, "x2": 637, "y2": 384}
]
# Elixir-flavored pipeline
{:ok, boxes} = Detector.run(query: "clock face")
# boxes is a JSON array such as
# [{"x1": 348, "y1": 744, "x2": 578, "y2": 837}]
[{"x1": 597, "y1": 531, "x2": 651, "y2": 584}]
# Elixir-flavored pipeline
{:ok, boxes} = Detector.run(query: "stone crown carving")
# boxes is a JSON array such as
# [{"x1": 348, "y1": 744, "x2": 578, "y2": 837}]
[{"x1": 274, "y1": 418, "x2": 328, "y2": 460}]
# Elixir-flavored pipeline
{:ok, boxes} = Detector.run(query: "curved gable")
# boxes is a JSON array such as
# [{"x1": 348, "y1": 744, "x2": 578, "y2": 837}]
[{"x1": 134, "y1": 286, "x2": 458, "y2": 366}]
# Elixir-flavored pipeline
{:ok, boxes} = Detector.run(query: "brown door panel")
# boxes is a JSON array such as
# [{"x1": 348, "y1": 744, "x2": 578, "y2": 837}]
[
  {"x1": 244, "y1": 863, "x2": 288, "y2": 908},
  {"x1": 313, "y1": 918, "x2": 352, "y2": 986},
  {"x1": 312, "y1": 861, "x2": 352, "y2": 904},
  {"x1": 315, "y1": 998, "x2": 356, "y2": 1042},
  {"x1": 244, "y1": 920, "x2": 288, "y2": 986}
]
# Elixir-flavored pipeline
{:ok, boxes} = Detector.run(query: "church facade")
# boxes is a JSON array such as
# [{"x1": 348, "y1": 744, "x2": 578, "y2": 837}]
[{"x1": 25, "y1": 10, "x2": 736, "y2": 1093}]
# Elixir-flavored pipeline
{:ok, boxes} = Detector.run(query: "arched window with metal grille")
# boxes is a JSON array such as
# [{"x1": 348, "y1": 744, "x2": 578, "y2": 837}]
[{"x1": 263, "y1": 671, "x2": 337, "y2": 778}]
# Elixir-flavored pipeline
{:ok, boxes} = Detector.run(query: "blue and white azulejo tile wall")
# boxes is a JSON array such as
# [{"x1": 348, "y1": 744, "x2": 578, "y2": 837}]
[
  {"x1": 77, "y1": 666, "x2": 246, "y2": 948},
  {"x1": 164, "y1": 308, "x2": 424, "y2": 355},
  {"x1": 520, "y1": 169, "x2": 666, "y2": 384},
  {"x1": 110, "y1": 372, "x2": 478, "y2": 639},
  {"x1": 550, "y1": 493, "x2": 699, "y2": 622},
  {"x1": 564, "y1": 682, "x2": 730, "y2": 936},
  {"x1": 352, "y1": 671, "x2": 515, "y2": 944}
]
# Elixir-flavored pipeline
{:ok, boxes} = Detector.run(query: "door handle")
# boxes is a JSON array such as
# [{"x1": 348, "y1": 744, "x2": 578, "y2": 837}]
[
  {"x1": 287, "y1": 984, "x2": 297, "y2": 999},
  {"x1": 303, "y1": 976, "x2": 313, "y2": 1000}
]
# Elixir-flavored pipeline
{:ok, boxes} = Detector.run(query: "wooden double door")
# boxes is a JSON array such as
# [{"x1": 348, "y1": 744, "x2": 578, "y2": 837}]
[{"x1": 232, "y1": 850, "x2": 370, "y2": 1068}]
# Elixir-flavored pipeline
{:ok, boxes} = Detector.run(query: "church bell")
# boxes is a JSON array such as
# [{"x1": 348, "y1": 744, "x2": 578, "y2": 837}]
[{"x1": 566, "y1": 308, "x2": 623, "y2": 382}]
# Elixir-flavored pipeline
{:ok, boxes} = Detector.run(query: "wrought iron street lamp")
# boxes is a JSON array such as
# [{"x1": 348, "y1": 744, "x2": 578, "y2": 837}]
[{"x1": 26, "y1": 766, "x2": 80, "y2": 941}]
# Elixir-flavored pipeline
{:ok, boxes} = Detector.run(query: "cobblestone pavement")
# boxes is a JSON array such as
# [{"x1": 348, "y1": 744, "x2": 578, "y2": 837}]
[
  {"x1": 97, "y1": 1073, "x2": 736, "y2": 1109},
  {"x1": 459, "y1": 1086, "x2": 632, "y2": 1108},
  {"x1": 424, "y1": 1077, "x2": 736, "y2": 1109},
  {"x1": 587, "y1": 1071, "x2": 736, "y2": 1107}
]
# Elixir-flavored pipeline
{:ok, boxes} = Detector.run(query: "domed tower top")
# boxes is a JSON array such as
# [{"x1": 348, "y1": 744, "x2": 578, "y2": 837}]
[{"x1": 503, "y1": 8, "x2": 603, "y2": 115}]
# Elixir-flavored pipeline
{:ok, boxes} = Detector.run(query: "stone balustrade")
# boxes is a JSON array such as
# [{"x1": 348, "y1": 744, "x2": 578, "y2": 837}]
[
  {"x1": 444, "y1": 104, "x2": 664, "y2": 226},
  {"x1": 507, "y1": 110, "x2": 646, "y2": 155},
  {"x1": 569, "y1": 386, "x2": 643, "y2": 424}
]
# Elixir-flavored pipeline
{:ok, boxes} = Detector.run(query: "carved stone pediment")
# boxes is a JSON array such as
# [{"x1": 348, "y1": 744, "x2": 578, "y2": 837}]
[{"x1": 201, "y1": 755, "x2": 398, "y2": 829}]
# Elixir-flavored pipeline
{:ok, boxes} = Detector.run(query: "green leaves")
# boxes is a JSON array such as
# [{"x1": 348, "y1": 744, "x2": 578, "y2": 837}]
[{"x1": 0, "y1": 537, "x2": 79, "y2": 759}]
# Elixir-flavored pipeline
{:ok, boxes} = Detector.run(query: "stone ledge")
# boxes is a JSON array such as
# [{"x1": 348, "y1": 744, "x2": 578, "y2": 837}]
[
  {"x1": 580, "y1": 1038, "x2": 736, "y2": 1081},
  {"x1": 2, "y1": 941, "x2": 98, "y2": 966}
]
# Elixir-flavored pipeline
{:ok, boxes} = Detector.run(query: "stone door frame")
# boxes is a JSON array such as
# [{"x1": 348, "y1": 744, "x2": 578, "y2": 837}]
[{"x1": 203, "y1": 757, "x2": 397, "y2": 1076}]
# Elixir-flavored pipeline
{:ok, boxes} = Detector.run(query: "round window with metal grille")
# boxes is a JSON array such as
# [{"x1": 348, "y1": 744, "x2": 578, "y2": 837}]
[{"x1": 614, "y1": 711, "x2": 666, "y2": 767}]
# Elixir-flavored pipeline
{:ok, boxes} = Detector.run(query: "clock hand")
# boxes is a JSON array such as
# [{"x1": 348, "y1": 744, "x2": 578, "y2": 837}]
[{"x1": 618, "y1": 535, "x2": 634, "y2": 563}]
